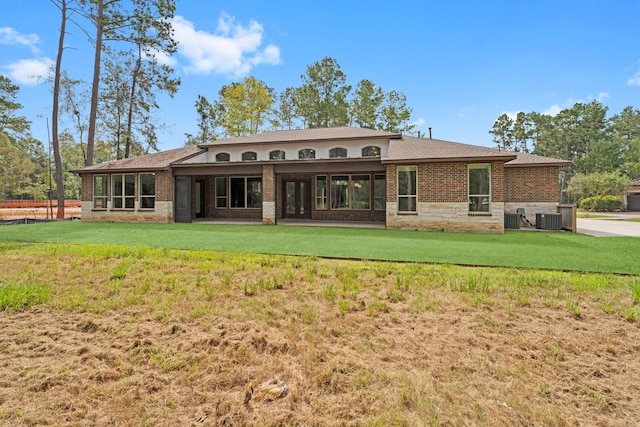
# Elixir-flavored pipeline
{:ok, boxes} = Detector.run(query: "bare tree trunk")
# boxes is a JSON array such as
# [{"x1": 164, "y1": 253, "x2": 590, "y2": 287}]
[
  {"x1": 124, "y1": 52, "x2": 141, "y2": 159},
  {"x1": 85, "y1": 0, "x2": 104, "y2": 166},
  {"x1": 51, "y1": 0, "x2": 67, "y2": 218}
]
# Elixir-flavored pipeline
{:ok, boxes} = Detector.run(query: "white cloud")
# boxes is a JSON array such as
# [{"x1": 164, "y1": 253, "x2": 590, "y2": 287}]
[
  {"x1": 0, "y1": 27, "x2": 40, "y2": 54},
  {"x1": 543, "y1": 104, "x2": 563, "y2": 116},
  {"x1": 412, "y1": 117, "x2": 426, "y2": 128},
  {"x1": 502, "y1": 110, "x2": 521, "y2": 121},
  {"x1": 629, "y1": 73, "x2": 640, "y2": 86},
  {"x1": 171, "y1": 14, "x2": 281, "y2": 77},
  {"x1": 3, "y1": 58, "x2": 53, "y2": 85},
  {"x1": 458, "y1": 106, "x2": 473, "y2": 118}
]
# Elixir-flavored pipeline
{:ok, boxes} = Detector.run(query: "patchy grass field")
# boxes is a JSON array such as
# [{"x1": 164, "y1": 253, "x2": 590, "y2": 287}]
[{"x1": 1, "y1": 242, "x2": 639, "y2": 426}]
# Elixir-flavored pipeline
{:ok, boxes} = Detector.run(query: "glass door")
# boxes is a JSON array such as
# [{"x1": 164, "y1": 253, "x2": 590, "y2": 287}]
[{"x1": 283, "y1": 179, "x2": 311, "y2": 218}]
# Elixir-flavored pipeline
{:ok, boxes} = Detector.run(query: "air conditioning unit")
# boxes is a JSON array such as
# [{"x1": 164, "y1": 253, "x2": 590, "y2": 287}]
[
  {"x1": 504, "y1": 213, "x2": 520, "y2": 229},
  {"x1": 535, "y1": 213, "x2": 562, "y2": 230}
]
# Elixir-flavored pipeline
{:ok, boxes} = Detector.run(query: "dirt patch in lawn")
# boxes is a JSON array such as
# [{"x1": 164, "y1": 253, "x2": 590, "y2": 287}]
[{"x1": 0, "y1": 245, "x2": 639, "y2": 426}]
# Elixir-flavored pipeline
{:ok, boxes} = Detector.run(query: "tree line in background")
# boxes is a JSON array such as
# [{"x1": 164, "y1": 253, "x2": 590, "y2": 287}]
[
  {"x1": 489, "y1": 101, "x2": 640, "y2": 207},
  {"x1": 184, "y1": 56, "x2": 415, "y2": 145}
]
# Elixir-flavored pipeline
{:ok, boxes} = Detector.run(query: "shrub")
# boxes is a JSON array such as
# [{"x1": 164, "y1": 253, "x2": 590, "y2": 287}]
[{"x1": 579, "y1": 195, "x2": 622, "y2": 212}]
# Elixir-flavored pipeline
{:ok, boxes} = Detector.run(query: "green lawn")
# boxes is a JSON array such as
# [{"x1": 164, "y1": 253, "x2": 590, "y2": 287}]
[{"x1": 1, "y1": 220, "x2": 638, "y2": 275}]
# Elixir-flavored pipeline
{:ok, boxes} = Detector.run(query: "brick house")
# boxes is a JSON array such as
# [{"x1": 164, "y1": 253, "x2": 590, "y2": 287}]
[{"x1": 75, "y1": 127, "x2": 571, "y2": 233}]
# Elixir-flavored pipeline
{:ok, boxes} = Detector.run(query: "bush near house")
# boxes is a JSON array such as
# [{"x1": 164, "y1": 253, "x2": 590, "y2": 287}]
[{"x1": 579, "y1": 195, "x2": 622, "y2": 211}]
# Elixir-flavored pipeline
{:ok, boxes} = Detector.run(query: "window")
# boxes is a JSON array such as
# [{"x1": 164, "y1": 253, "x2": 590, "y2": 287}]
[
  {"x1": 215, "y1": 152, "x2": 230, "y2": 162},
  {"x1": 215, "y1": 177, "x2": 227, "y2": 208},
  {"x1": 374, "y1": 174, "x2": 386, "y2": 211},
  {"x1": 93, "y1": 175, "x2": 107, "y2": 209},
  {"x1": 397, "y1": 166, "x2": 417, "y2": 212},
  {"x1": 362, "y1": 146, "x2": 381, "y2": 157},
  {"x1": 139, "y1": 173, "x2": 155, "y2": 209},
  {"x1": 269, "y1": 150, "x2": 286, "y2": 160},
  {"x1": 230, "y1": 177, "x2": 262, "y2": 208},
  {"x1": 316, "y1": 176, "x2": 327, "y2": 210},
  {"x1": 329, "y1": 147, "x2": 347, "y2": 158},
  {"x1": 112, "y1": 174, "x2": 135, "y2": 209},
  {"x1": 242, "y1": 151, "x2": 257, "y2": 161},
  {"x1": 469, "y1": 164, "x2": 490, "y2": 212},
  {"x1": 298, "y1": 148, "x2": 315, "y2": 159},
  {"x1": 330, "y1": 174, "x2": 371, "y2": 210}
]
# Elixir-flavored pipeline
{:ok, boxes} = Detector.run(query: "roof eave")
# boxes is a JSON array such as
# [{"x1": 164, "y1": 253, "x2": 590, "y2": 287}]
[{"x1": 381, "y1": 155, "x2": 517, "y2": 164}]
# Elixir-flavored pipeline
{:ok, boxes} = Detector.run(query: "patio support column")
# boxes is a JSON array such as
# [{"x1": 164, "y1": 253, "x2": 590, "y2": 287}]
[{"x1": 263, "y1": 164, "x2": 276, "y2": 224}]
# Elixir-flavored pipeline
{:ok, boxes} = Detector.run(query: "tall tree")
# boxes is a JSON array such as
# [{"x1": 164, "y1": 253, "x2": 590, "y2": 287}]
[
  {"x1": 295, "y1": 57, "x2": 351, "y2": 128},
  {"x1": 119, "y1": 0, "x2": 179, "y2": 158},
  {"x1": 489, "y1": 113, "x2": 514, "y2": 151},
  {"x1": 0, "y1": 75, "x2": 30, "y2": 136},
  {"x1": 350, "y1": 79, "x2": 384, "y2": 129},
  {"x1": 272, "y1": 87, "x2": 297, "y2": 130},
  {"x1": 84, "y1": 0, "x2": 114, "y2": 166},
  {"x1": 51, "y1": 0, "x2": 76, "y2": 217},
  {"x1": 192, "y1": 94, "x2": 217, "y2": 144},
  {"x1": 216, "y1": 76, "x2": 274, "y2": 137},
  {"x1": 378, "y1": 90, "x2": 415, "y2": 134}
]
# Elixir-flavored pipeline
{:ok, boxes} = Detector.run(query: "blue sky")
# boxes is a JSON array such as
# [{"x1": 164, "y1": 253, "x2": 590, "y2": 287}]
[{"x1": 2, "y1": 0, "x2": 640, "y2": 152}]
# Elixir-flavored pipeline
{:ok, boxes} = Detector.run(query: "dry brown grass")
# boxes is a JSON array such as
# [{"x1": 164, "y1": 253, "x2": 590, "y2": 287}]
[
  {"x1": 0, "y1": 243, "x2": 639, "y2": 426},
  {"x1": 0, "y1": 207, "x2": 81, "y2": 220}
]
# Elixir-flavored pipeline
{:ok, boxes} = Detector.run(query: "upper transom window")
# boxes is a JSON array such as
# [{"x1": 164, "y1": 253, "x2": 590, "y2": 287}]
[
  {"x1": 269, "y1": 150, "x2": 286, "y2": 160},
  {"x1": 329, "y1": 147, "x2": 348, "y2": 158},
  {"x1": 362, "y1": 146, "x2": 381, "y2": 157},
  {"x1": 215, "y1": 152, "x2": 230, "y2": 162},
  {"x1": 242, "y1": 151, "x2": 257, "y2": 161},
  {"x1": 298, "y1": 148, "x2": 316, "y2": 159}
]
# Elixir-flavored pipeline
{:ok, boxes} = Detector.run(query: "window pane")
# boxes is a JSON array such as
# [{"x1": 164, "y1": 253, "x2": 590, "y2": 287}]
[
  {"x1": 230, "y1": 178, "x2": 245, "y2": 208},
  {"x1": 398, "y1": 167, "x2": 416, "y2": 196},
  {"x1": 331, "y1": 176, "x2": 349, "y2": 209},
  {"x1": 399, "y1": 196, "x2": 416, "y2": 212},
  {"x1": 113, "y1": 175, "x2": 123, "y2": 196},
  {"x1": 125, "y1": 174, "x2": 135, "y2": 196},
  {"x1": 215, "y1": 177, "x2": 227, "y2": 208},
  {"x1": 140, "y1": 197, "x2": 154, "y2": 209},
  {"x1": 269, "y1": 150, "x2": 285, "y2": 160},
  {"x1": 247, "y1": 177, "x2": 262, "y2": 208},
  {"x1": 140, "y1": 174, "x2": 155, "y2": 196},
  {"x1": 299, "y1": 148, "x2": 315, "y2": 159},
  {"x1": 242, "y1": 151, "x2": 257, "y2": 161},
  {"x1": 329, "y1": 147, "x2": 347, "y2": 158},
  {"x1": 469, "y1": 164, "x2": 490, "y2": 195},
  {"x1": 94, "y1": 175, "x2": 107, "y2": 196},
  {"x1": 216, "y1": 153, "x2": 230, "y2": 162},
  {"x1": 316, "y1": 176, "x2": 327, "y2": 210},
  {"x1": 362, "y1": 146, "x2": 381, "y2": 157},
  {"x1": 351, "y1": 175, "x2": 370, "y2": 209},
  {"x1": 125, "y1": 197, "x2": 135, "y2": 209}
]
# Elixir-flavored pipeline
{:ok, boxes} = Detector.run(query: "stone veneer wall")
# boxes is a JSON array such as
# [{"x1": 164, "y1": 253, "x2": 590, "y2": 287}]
[
  {"x1": 262, "y1": 164, "x2": 275, "y2": 224},
  {"x1": 386, "y1": 202, "x2": 504, "y2": 232}
]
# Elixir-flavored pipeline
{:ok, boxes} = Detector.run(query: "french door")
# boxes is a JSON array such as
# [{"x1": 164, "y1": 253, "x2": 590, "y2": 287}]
[{"x1": 283, "y1": 179, "x2": 311, "y2": 218}]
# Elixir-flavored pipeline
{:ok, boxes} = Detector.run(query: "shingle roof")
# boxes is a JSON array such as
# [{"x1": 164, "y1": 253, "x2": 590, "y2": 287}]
[
  {"x1": 200, "y1": 126, "x2": 401, "y2": 146},
  {"x1": 631, "y1": 178, "x2": 640, "y2": 187},
  {"x1": 504, "y1": 151, "x2": 572, "y2": 167},
  {"x1": 385, "y1": 135, "x2": 516, "y2": 163},
  {"x1": 73, "y1": 145, "x2": 203, "y2": 172}
]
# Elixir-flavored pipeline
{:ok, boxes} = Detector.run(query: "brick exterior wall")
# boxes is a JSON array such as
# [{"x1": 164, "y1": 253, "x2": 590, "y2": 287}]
[
  {"x1": 79, "y1": 171, "x2": 174, "y2": 222},
  {"x1": 504, "y1": 166, "x2": 560, "y2": 203},
  {"x1": 385, "y1": 161, "x2": 506, "y2": 233}
]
